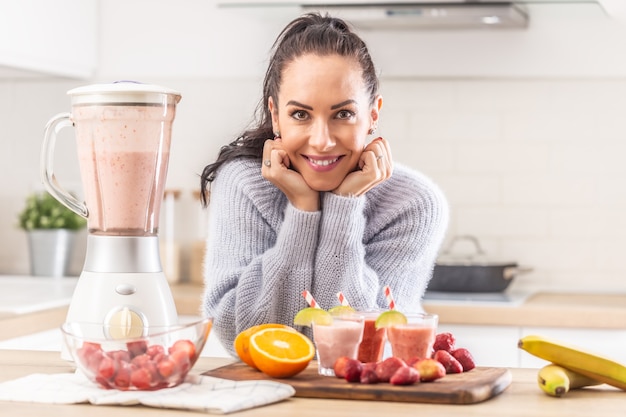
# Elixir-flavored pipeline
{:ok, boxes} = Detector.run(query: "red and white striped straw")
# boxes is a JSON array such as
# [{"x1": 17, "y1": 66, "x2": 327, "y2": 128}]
[
  {"x1": 301, "y1": 290, "x2": 321, "y2": 309},
  {"x1": 383, "y1": 285, "x2": 396, "y2": 310},
  {"x1": 336, "y1": 292, "x2": 350, "y2": 307}
]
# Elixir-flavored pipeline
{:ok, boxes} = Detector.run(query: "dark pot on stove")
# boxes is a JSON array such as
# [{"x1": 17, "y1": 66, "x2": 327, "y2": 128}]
[{"x1": 427, "y1": 235, "x2": 532, "y2": 293}]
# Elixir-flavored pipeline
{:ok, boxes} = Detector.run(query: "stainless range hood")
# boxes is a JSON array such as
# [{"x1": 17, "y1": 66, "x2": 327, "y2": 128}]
[
  {"x1": 217, "y1": 1, "x2": 614, "y2": 30},
  {"x1": 302, "y1": 2, "x2": 530, "y2": 29}
]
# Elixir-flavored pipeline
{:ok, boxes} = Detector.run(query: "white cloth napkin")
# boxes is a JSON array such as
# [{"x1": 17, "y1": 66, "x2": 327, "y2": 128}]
[{"x1": 0, "y1": 371, "x2": 295, "y2": 414}]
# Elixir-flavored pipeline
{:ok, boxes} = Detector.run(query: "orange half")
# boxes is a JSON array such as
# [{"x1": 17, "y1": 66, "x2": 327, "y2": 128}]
[
  {"x1": 248, "y1": 328, "x2": 315, "y2": 378},
  {"x1": 234, "y1": 323, "x2": 291, "y2": 369}
]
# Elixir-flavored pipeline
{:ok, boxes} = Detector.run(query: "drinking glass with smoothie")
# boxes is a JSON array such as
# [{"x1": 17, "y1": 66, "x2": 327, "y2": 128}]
[
  {"x1": 312, "y1": 315, "x2": 364, "y2": 376},
  {"x1": 357, "y1": 310, "x2": 387, "y2": 363},
  {"x1": 386, "y1": 313, "x2": 438, "y2": 362}
]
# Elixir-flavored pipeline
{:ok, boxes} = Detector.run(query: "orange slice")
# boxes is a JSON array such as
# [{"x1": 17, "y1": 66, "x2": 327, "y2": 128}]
[
  {"x1": 234, "y1": 323, "x2": 291, "y2": 369},
  {"x1": 248, "y1": 328, "x2": 315, "y2": 378}
]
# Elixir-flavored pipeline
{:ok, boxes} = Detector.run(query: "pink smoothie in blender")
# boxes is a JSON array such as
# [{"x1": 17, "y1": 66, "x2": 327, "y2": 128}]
[{"x1": 73, "y1": 104, "x2": 173, "y2": 235}]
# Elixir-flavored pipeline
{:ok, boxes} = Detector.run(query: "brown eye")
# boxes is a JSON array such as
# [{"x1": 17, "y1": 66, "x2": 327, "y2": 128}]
[
  {"x1": 336, "y1": 110, "x2": 355, "y2": 120},
  {"x1": 291, "y1": 110, "x2": 309, "y2": 121}
]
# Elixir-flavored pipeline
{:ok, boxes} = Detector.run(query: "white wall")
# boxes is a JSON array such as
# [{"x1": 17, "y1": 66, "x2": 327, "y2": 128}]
[{"x1": 1, "y1": 0, "x2": 626, "y2": 293}]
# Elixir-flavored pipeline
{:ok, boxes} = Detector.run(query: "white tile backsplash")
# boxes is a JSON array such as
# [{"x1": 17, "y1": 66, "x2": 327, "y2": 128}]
[{"x1": 2, "y1": 77, "x2": 626, "y2": 293}]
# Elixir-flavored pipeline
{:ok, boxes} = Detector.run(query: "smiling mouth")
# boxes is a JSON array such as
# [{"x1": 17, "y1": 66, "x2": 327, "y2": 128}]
[{"x1": 307, "y1": 156, "x2": 341, "y2": 166}]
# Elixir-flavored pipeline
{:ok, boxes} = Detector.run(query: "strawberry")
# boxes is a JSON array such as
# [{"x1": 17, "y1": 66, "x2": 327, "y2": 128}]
[
  {"x1": 130, "y1": 353, "x2": 152, "y2": 367},
  {"x1": 169, "y1": 349, "x2": 191, "y2": 375},
  {"x1": 97, "y1": 355, "x2": 117, "y2": 380},
  {"x1": 126, "y1": 340, "x2": 148, "y2": 358},
  {"x1": 114, "y1": 362, "x2": 131, "y2": 389},
  {"x1": 333, "y1": 356, "x2": 352, "y2": 379},
  {"x1": 344, "y1": 360, "x2": 363, "y2": 383},
  {"x1": 375, "y1": 357, "x2": 407, "y2": 383},
  {"x1": 157, "y1": 357, "x2": 176, "y2": 379},
  {"x1": 77, "y1": 342, "x2": 103, "y2": 373},
  {"x1": 451, "y1": 348, "x2": 476, "y2": 372},
  {"x1": 360, "y1": 362, "x2": 379, "y2": 384},
  {"x1": 412, "y1": 358, "x2": 446, "y2": 382},
  {"x1": 390, "y1": 365, "x2": 420, "y2": 386},
  {"x1": 108, "y1": 349, "x2": 131, "y2": 363},
  {"x1": 434, "y1": 349, "x2": 463, "y2": 374},
  {"x1": 169, "y1": 339, "x2": 196, "y2": 360},
  {"x1": 147, "y1": 344, "x2": 165, "y2": 359},
  {"x1": 433, "y1": 332, "x2": 456, "y2": 353},
  {"x1": 130, "y1": 367, "x2": 153, "y2": 390}
]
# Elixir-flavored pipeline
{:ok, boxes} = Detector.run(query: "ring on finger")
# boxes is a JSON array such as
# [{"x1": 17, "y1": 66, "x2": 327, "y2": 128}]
[
  {"x1": 264, "y1": 159, "x2": 271, "y2": 167},
  {"x1": 376, "y1": 155, "x2": 383, "y2": 161}
]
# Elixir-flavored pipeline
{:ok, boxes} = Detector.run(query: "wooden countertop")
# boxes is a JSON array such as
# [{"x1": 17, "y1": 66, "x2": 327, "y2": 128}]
[
  {"x1": 167, "y1": 284, "x2": 626, "y2": 330},
  {"x1": 0, "y1": 350, "x2": 623, "y2": 416},
  {"x1": 423, "y1": 292, "x2": 626, "y2": 330}
]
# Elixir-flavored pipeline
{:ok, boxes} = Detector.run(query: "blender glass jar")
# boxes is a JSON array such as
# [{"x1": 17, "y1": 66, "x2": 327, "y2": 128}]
[{"x1": 41, "y1": 82, "x2": 182, "y2": 236}]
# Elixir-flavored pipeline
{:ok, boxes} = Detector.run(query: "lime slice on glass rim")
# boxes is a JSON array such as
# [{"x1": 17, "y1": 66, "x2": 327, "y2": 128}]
[
  {"x1": 293, "y1": 307, "x2": 333, "y2": 327},
  {"x1": 375, "y1": 310, "x2": 408, "y2": 329},
  {"x1": 327, "y1": 305, "x2": 356, "y2": 317}
]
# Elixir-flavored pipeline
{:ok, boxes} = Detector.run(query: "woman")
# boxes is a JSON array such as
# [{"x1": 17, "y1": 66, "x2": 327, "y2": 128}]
[{"x1": 200, "y1": 13, "x2": 448, "y2": 356}]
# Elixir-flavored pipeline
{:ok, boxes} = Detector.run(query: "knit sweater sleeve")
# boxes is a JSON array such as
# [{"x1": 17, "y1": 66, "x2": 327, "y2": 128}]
[{"x1": 202, "y1": 159, "x2": 321, "y2": 356}]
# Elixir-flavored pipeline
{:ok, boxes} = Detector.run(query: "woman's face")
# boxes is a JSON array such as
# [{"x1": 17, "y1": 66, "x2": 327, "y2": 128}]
[{"x1": 269, "y1": 53, "x2": 381, "y2": 192}]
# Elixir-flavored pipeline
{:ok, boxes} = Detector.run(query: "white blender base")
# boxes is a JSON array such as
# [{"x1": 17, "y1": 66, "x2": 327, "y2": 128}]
[{"x1": 61, "y1": 270, "x2": 178, "y2": 360}]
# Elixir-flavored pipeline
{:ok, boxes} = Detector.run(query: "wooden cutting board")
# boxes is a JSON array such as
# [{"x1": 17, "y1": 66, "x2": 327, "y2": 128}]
[{"x1": 204, "y1": 362, "x2": 512, "y2": 404}]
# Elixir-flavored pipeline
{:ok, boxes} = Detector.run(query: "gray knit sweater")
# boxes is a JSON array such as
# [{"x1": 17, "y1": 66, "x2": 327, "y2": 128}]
[{"x1": 202, "y1": 157, "x2": 449, "y2": 357}]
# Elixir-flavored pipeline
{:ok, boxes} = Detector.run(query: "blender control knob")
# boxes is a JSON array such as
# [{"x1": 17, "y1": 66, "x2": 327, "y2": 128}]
[
  {"x1": 107, "y1": 307, "x2": 144, "y2": 339},
  {"x1": 115, "y1": 283, "x2": 137, "y2": 295}
]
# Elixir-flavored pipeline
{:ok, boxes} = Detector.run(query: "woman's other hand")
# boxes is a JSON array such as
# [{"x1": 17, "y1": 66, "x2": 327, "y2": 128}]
[
  {"x1": 332, "y1": 137, "x2": 393, "y2": 197},
  {"x1": 262, "y1": 138, "x2": 320, "y2": 211}
]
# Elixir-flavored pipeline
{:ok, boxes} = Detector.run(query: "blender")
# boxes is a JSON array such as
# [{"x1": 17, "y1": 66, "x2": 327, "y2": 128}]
[{"x1": 41, "y1": 82, "x2": 181, "y2": 348}]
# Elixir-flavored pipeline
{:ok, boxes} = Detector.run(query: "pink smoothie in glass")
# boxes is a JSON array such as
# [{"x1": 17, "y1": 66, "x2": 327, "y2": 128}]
[
  {"x1": 357, "y1": 316, "x2": 386, "y2": 363},
  {"x1": 387, "y1": 325, "x2": 436, "y2": 362},
  {"x1": 313, "y1": 318, "x2": 364, "y2": 376},
  {"x1": 73, "y1": 104, "x2": 175, "y2": 236}
]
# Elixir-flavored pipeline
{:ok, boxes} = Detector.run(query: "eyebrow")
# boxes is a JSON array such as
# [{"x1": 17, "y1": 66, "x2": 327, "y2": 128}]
[{"x1": 285, "y1": 99, "x2": 357, "y2": 111}]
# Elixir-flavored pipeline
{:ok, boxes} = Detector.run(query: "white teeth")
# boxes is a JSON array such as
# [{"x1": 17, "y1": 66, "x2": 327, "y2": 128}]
[{"x1": 310, "y1": 157, "x2": 338, "y2": 166}]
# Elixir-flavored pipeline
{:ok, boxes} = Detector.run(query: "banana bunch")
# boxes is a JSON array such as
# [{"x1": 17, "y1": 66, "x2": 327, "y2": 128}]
[{"x1": 518, "y1": 335, "x2": 626, "y2": 396}]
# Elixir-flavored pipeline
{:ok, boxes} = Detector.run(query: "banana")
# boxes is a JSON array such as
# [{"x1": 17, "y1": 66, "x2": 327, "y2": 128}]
[
  {"x1": 519, "y1": 334, "x2": 626, "y2": 391},
  {"x1": 537, "y1": 363, "x2": 601, "y2": 397}
]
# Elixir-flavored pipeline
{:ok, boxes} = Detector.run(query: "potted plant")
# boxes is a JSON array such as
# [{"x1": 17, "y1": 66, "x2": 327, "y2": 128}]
[{"x1": 17, "y1": 191, "x2": 87, "y2": 277}]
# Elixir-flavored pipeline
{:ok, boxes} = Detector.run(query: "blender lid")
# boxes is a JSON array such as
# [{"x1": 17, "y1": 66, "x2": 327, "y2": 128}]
[{"x1": 67, "y1": 81, "x2": 181, "y2": 105}]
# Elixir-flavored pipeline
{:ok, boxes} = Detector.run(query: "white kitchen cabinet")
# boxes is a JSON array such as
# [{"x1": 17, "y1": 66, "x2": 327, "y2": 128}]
[
  {"x1": 437, "y1": 324, "x2": 522, "y2": 368},
  {"x1": 519, "y1": 327, "x2": 626, "y2": 369},
  {"x1": 439, "y1": 324, "x2": 626, "y2": 368},
  {"x1": 0, "y1": 0, "x2": 97, "y2": 79}
]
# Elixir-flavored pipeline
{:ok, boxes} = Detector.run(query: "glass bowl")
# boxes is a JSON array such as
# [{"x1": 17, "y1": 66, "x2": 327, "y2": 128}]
[{"x1": 61, "y1": 317, "x2": 212, "y2": 391}]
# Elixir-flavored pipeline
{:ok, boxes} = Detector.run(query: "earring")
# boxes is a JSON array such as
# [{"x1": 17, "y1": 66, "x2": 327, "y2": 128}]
[
  {"x1": 274, "y1": 131, "x2": 280, "y2": 139},
  {"x1": 368, "y1": 126, "x2": 377, "y2": 135}
]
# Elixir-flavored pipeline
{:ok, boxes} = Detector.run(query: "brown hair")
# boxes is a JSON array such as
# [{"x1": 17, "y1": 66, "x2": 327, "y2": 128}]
[{"x1": 199, "y1": 12, "x2": 379, "y2": 206}]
